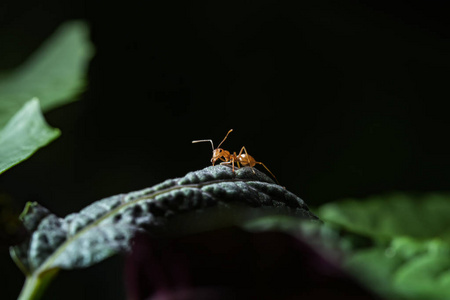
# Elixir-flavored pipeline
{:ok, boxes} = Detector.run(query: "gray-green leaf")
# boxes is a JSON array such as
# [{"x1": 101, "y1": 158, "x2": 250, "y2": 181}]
[
  {"x1": 11, "y1": 165, "x2": 318, "y2": 276},
  {"x1": 0, "y1": 20, "x2": 94, "y2": 127},
  {"x1": 0, "y1": 98, "x2": 60, "y2": 175}
]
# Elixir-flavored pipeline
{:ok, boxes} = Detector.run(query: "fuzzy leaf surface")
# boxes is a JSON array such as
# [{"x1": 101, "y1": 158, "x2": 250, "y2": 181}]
[{"x1": 11, "y1": 166, "x2": 318, "y2": 275}]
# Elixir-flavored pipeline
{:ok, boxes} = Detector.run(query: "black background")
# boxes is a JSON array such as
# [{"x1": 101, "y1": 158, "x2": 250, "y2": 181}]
[{"x1": 1, "y1": 0, "x2": 449, "y2": 299}]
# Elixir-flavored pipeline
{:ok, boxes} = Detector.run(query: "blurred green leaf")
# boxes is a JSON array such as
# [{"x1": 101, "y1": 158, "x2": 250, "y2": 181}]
[
  {"x1": 346, "y1": 237, "x2": 450, "y2": 300},
  {"x1": 0, "y1": 20, "x2": 94, "y2": 127},
  {"x1": 0, "y1": 98, "x2": 60, "y2": 175},
  {"x1": 243, "y1": 214, "x2": 312, "y2": 232},
  {"x1": 317, "y1": 193, "x2": 450, "y2": 242},
  {"x1": 316, "y1": 193, "x2": 450, "y2": 299}
]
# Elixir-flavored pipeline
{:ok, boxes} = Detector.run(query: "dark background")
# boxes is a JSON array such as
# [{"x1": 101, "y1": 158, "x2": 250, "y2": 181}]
[{"x1": 1, "y1": 0, "x2": 449, "y2": 299}]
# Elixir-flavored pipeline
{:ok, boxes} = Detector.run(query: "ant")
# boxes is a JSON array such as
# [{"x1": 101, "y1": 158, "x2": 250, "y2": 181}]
[{"x1": 192, "y1": 129, "x2": 279, "y2": 185}]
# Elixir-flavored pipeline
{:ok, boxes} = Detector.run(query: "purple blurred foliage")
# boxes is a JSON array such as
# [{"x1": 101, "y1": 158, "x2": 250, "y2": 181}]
[{"x1": 125, "y1": 227, "x2": 379, "y2": 300}]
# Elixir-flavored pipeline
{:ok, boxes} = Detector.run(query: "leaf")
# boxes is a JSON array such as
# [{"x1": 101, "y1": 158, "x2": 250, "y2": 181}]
[
  {"x1": 346, "y1": 237, "x2": 450, "y2": 300},
  {"x1": 316, "y1": 193, "x2": 450, "y2": 299},
  {"x1": 11, "y1": 166, "x2": 318, "y2": 299},
  {"x1": 0, "y1": 20, "x2": 94, "y2": 127},
  {"x1": 0, "y1": 20, "x2": 93, "y2": 175},
  {"x1": 0, "y1": 98, "x2": 60, "y2": 175},
  {"x1": 317, "y1": 193, "x2": 450, "y2": 242}
]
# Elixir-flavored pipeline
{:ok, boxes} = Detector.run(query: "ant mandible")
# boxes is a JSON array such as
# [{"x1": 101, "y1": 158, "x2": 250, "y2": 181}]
[{"x1": 192, "y1": 129, "x2": 279, "y2": 185}]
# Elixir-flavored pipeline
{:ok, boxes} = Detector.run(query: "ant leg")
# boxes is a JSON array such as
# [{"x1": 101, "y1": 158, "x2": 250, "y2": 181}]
[
  {"x1": 233, "y1": 152, "x2": 241, "y2": 169},
  {"x1": 220, "y1": 161, "x2": 236, "y2": 172},
  {"x1": 255, "y1": 162, "x2": 280, "y2": 185},
  {"x1": 239, "y1": 146, "x2": 255, "y2": 174},
  {"x1": 214, "y1": 157, "x2": 227, "y2": 166},
  {"x1": 220, "y1": 157, "x2": 232, "y2": 167},
  {"x1": 237, "y1": 147, "x2": 280, "y2": 185}
]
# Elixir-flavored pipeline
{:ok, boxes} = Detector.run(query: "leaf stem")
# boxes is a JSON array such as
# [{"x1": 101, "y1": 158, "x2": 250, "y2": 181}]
[{"x1": 17, "y1": 269, "x2": 59, "y2": 300}]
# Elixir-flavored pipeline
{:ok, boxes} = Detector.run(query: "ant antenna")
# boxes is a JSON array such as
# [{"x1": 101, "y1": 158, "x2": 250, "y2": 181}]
[
  {"x1": 217, "y1": 129, "x2": 233, "y2": 148},
  {"x1": 192, "y1": 129, "x2": 234, "y2": 151},
  {"x1": 192, "y1": 139, "x2": 215, "y2": 151}
]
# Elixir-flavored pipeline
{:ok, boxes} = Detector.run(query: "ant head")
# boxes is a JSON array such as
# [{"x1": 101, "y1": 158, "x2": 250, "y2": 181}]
[
  {"x1": 192, "y1": 129, "x2": 234, "y2": 165},
  {"x1": 211, "y1": 148, "x2": 225, "y2": 164}
]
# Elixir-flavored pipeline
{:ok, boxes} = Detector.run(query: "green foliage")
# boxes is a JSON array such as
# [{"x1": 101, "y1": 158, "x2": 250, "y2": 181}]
[
  {"x1": 317, "y1": 193, "x2": 450, "y2": 300},
  {"x1": 318, "y1": 193, "x2": 450, "y2": 242},
  {"x1": 0, "y1": 99, "x2": 60, "y2": 175},
  {"x1": 0, "y1": 20, "x2": 94, "y2": 127},
  {"x1": 346, "y1": 237, "x2": 450, "y2": 299},
  {"x1": 0, "y1": 21, "x2": 94, "y2": 175},
  {"x1": 2, "y1": 18, "x2": 447, "y2": 300}
]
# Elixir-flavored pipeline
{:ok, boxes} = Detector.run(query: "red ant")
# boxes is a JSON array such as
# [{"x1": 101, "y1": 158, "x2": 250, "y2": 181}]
[{"x1": 192, "y1": 129, "x2": 279, "y2": 184}]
